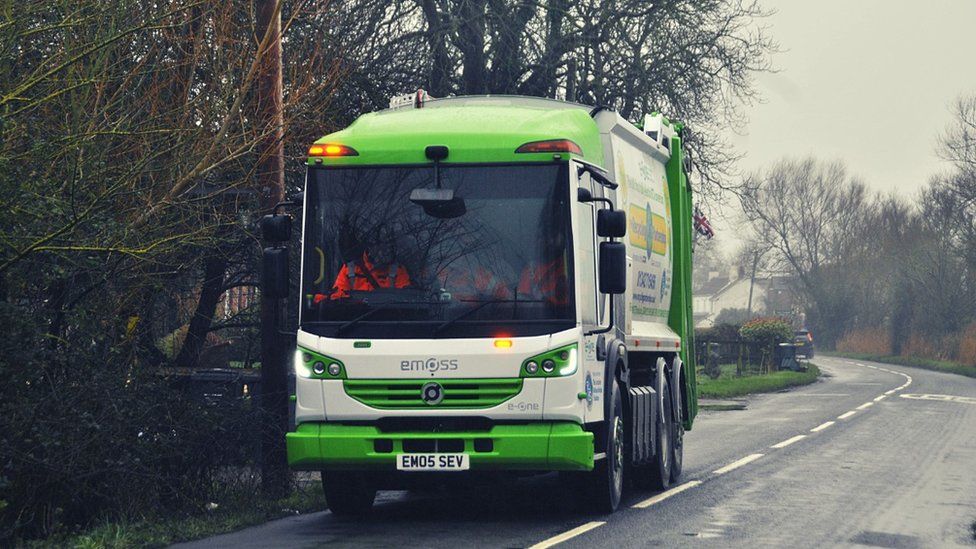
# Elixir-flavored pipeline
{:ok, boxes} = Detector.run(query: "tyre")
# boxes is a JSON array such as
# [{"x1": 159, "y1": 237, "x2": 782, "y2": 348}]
[
  {"x1": 587, "y1": 378, "x2": 624, "y2": 513},
  {"x1": 321, "y1": 470, "x2": 376, "y2": 516},
  {"x1": 635, "y1": 377, "x2": 673, "y2": 491}
]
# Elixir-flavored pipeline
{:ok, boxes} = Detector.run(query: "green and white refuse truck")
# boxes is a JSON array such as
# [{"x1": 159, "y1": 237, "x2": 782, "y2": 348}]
[{"x1": 264, "y1": 94, "x2": 698, "y2": 514}]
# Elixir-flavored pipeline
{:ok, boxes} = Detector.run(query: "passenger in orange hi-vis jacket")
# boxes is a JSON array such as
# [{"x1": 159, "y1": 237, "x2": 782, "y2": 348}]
[
  {"x1": 443, "y1": 264, "x2": 513, "y2": 301},
  {"x1": 518, "y1": 256, "x2": 569, "y2": 306},
  {"x1": 311, "y1": 232, "x2": 411, "y2": 304}
]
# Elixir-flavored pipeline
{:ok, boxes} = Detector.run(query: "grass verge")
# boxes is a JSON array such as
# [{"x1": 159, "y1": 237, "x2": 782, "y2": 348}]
[
  {"x1": 824, "y1": 351, "x2": 976, "y2": 379},
  {"x1": 698, "y1": 363, "x2": 821, "y2": 399},
  {"x1": 30, "y1": 486, "x2": 325, "y2": 549}
]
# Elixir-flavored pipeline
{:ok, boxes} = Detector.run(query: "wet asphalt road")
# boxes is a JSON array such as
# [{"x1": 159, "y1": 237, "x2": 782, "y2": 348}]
[{"x1": 174, "y1": 356, "x2": 976, "y2": 548}]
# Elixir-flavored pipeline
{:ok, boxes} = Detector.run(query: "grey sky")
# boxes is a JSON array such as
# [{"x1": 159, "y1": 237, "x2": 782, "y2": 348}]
[{"x1": 712, "y1": 0, "x2": 976, "y2": 253}]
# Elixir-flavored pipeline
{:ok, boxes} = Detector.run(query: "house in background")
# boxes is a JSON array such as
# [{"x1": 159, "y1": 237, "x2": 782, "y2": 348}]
[{"x1": 693, "y1": 266, "x2": 799, "y2": 328}]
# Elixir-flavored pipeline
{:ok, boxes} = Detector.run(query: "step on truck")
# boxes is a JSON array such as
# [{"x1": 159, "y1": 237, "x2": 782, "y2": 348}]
[{"x1": 262, "y1": 94, "x2": 698, "y2": 514}]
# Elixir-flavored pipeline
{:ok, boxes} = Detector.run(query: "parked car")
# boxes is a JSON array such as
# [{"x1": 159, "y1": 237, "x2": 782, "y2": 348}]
[{"x1": 794, "y1": 329, "x2": 815, "y2": 358}]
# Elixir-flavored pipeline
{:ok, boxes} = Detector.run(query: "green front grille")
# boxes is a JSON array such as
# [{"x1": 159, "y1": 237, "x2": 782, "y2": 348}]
[{"x1": 343, "y1": 378, "x2": 523, "y2": 409}]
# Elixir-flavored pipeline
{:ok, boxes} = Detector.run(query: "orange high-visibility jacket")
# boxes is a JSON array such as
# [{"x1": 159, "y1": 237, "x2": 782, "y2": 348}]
[
  {"x1": 518, "y1": 257, "x2": 568, "y2": 305},
  {"x1": 445, "y1": 265, "x2": 513, "y2": 301},
  {"x1": 315, "y1": 252, "x2": 411, "y2": 302}
]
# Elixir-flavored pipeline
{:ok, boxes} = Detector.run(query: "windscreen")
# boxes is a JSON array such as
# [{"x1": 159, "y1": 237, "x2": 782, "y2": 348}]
[{"x1": 301, "y1": 163, "x2": 574, "y2": 338}]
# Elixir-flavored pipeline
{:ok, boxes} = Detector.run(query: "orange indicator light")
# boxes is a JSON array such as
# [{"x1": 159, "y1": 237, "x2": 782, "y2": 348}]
[
  {"x1": 494, "y1": 339, "x2": 513, "y2": 349},
  {"x1": 308, "y1": 143, "x2": 358, "y2": 157}
]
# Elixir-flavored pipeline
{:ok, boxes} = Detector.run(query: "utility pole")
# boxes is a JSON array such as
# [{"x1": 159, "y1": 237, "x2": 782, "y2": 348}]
[
  {"x1": 255, "y1": 0, "x2": 289, "y2": 498},
  {"x1": 747, "y1": 249, "x2": 759, "y2": 316}
]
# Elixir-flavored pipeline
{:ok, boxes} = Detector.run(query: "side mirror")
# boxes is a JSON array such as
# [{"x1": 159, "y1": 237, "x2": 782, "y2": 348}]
[
  {"x1": 260, "y1": 214, "x2": 292, "y2": 242},
  {"x1": 598, "y1": 241, "x2": 627, "y2": 294},
  {"x1": 261, "y1": 247, "x2": 290, "y2": 299},
  {"x1": 597, "y1": 209, "x2": 626, "y2": 238},
  {"x1": 577, "y1": 187, "x2": 592, "y2": 202}
]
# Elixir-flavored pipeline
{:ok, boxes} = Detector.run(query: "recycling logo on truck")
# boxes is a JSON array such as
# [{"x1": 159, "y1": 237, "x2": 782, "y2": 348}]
[{"x1": 629, "y1": 202, "x2": 668, "y2": 257}]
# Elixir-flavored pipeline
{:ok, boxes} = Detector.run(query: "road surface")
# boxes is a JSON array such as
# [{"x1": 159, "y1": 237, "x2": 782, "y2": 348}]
[{"x1": 175, "y1": 356, "x2": 976, "y2": 548}]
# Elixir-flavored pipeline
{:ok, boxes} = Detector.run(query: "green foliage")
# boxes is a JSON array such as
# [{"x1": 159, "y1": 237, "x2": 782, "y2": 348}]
[
  {"x1": 696, "y1": 322, "x2": 744, "y2": 342},
  {"x1": 739, "y1": 317, "x2": 793, "y2": 347},
  {"x1": 0, "y1": 303, "x2": 264, "y2": 542},
  {"x1": 29, "y1": 486, "x2": 325, "y2": 549},
  {"x1": 698, "y1": 364, "x2": 820, "y2": 399}
]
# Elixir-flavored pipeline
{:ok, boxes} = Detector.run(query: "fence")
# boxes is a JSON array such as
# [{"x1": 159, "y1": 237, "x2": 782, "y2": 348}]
[{"x1": 695, "y1": 338, "x2": 771, "y2": 378}]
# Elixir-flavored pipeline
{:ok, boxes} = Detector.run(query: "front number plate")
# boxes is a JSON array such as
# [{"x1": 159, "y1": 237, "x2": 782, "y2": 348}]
[{"x1": 396, "y1": 453, "x2": 469, "y2": 471}]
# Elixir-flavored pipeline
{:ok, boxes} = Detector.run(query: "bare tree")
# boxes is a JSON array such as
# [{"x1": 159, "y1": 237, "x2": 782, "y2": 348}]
[{"x1": 739, "y1": 158, "x2": 876, "y2": 346}]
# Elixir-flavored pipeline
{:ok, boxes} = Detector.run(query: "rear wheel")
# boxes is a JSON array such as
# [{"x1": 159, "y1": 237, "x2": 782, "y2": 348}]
[
  {"x1": 321, "y1": 470, "x2": 376, "y2": 516},
  {"x1": 587, "y1": 378, "x2": 624, "y2": 513}
]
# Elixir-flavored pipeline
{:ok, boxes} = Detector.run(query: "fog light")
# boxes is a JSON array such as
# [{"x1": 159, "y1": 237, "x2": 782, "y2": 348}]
[
  {"x1": 312, "y1": 361, "x2": 326, "y2": 375},
  {"x1": 542, "y1": 359, "x2": 555, "y2": 373},
  {"x1": 303, "y1": 353, "x2": 312, "y2": 362},
  {"x1": 526, "y1": 361, "x2": 539, "y2": 374},
  {"x1": 327, "y1": 362, "x2": 341, "y2": 376}
]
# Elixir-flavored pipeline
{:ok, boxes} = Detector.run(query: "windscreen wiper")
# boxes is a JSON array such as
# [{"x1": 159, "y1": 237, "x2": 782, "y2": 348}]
[{"x1": 433, "y1": 298, "x2": 540, "y2": 336}]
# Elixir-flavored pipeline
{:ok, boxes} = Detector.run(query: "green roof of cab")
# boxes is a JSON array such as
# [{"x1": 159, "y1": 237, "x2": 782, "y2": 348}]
[{"x1": 307, "y1": 96, "x2": 605, "y2": 168}]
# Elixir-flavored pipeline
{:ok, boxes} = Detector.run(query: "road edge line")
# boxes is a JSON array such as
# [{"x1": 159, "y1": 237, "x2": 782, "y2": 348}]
[
  {"x1": 527, "y1": 521, "x2": 607, "y2": 549},
  {"x1": 632, "y1": 480, "x2": 703, "y2": 509}
]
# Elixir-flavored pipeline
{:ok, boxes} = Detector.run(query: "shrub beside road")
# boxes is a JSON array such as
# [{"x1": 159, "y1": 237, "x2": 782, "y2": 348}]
[{"x1": 30, "y1": 488, "x2": 324, "y2": 549}]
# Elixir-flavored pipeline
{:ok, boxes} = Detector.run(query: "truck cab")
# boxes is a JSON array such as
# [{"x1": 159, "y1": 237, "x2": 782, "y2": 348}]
[{"x1": 275, "y1": 95, "x2": 698, "y2": 514}]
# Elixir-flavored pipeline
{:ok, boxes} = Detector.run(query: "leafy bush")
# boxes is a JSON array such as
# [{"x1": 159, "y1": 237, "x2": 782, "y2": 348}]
[
  {"x1": 0, "y1": 304, "x2": 262, "y2": 543},
  {"x1": 739, "y1": 317, "x2": 793, "y2": 371},
  {"x1": 739, "y1": 317, "x2": 793, "y2": 346},
  {"x1": 696, "y1": 322, "x2": 743, "y2": 342}
]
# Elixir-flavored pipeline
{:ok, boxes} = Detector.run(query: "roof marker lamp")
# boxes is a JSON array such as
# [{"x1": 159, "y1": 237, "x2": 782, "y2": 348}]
[
  {"x1": 515, "y1": 139, "x2": 582, "y2": 155},
  {"x1": 308, "y1": 143, "x2": 358, "y2": 157}
]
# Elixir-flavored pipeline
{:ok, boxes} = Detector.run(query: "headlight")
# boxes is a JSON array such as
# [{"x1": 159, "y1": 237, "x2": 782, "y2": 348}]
[
  {"x1": 296, "y1": 347, "x2": 346, "y2": 379},
  {"x1": 521, "y1": 344, "x2": 578, "y2": 377}
]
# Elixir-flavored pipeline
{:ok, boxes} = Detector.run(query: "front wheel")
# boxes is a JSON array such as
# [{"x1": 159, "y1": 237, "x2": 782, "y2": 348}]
[
  {"x1": 321, "y1": 470, "x2": 376, "y2": 516},
  {"x1": 587, "y1": 378, "x2": 624, "y2": 513}
]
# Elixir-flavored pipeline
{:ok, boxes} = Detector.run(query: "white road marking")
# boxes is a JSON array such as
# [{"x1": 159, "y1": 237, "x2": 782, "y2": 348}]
[
  {"x1": 885, "y1": 389, "x2": 896, "y2": 395},
  {"x1": 528, "y1": 521, "x2": 606, "y2": 549},
  {"x1": 873, "y1": 395, "x2": 886, "y2": 402},
  {"x1": 771, "y1": 435, "x2": 807, "y2": 449},
  {"x1": 856, "y1": 402, "x2": 874, "y2": 410},
  {"x1": 632, "y1": 480, "x2": 703, "y2": 509},
  {"x1": 900, "y1": 394, "x2": 976, "y2": 405},
  {"x1": 713, "y1": 453, "x2": 764, "y2": 475},
  {"x1": 811, "y1": 421, "x2": 835, "y2": 432},
  {"x1": 838, "y1": 411, "x2": 857, "y2": 419}
]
